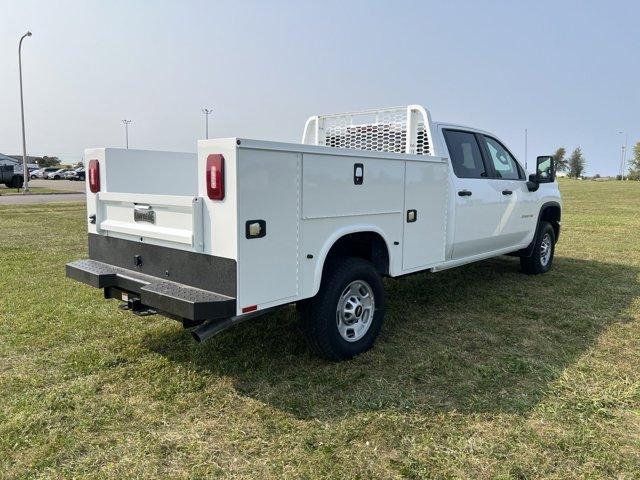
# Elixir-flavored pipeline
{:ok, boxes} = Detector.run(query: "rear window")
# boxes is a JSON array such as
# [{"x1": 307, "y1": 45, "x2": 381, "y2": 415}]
[{"x1": 442, "y1": 130, "x2": 487, "y2": 179}]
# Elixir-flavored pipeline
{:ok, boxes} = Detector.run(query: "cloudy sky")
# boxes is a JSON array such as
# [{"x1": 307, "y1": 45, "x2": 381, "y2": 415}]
[{"x1": 1, "y1": 0, "x2": 638, "y2": 174}]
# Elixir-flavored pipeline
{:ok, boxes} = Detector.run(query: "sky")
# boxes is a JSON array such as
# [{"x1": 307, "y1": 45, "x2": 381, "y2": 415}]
[{"x1": 1, "y1": 0, "x2": 638, "y2": 175}]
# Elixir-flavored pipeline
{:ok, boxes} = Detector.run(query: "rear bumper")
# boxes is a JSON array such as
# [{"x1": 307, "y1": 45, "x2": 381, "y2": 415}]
[{"x1": 66, "y1": 259, "x2": 236, "y2": 321}]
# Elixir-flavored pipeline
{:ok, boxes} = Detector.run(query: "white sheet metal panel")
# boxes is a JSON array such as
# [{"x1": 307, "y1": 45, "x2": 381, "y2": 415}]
[
  {"x1": 85, "y1": 148, "x2": 202, "y2": 252},
  {"x1": 402, "y1": 161, "x2": 449, "y2": 270},
  {"x1": 84, "y1": 147, "x2": 104, "y2": 236},
  {"x1": 102, "y1": 148, "x2": 197, "y2": 195},
  {"x1": 96, "y1": 192, "x2": 203, "y2": 248},
  {"x1": 197, "y1": 138, "x2": 239, "y2": 260},
  {"x1": 302, "y1": 153, "x2": 404, "y2": 219},
  {"x1": 236, "y1": 147, "x2": 301, "y2": 311},
  {"x1": 300, "y1": 214, "x2": 402, "y2": 298}
]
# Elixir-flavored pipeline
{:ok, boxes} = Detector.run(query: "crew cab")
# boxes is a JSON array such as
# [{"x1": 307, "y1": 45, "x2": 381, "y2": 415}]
[{"x1": 66, "y1": 105, "x2": 561, "y2": 360}]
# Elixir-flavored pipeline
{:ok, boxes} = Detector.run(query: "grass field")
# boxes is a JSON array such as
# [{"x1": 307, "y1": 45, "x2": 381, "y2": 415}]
[
  {"x1": 0, "y1": 187, "x2": 71, "y2": 196},
  {"x1": 1, "y1": 180, "x2": 639, "y2": 479}
]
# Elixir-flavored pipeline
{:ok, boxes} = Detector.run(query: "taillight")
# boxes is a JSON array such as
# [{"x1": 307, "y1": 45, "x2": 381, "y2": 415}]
[
  {"x1": 206, "y1": 154, "x2": 225, "y2": 200},
  {"x1": 88, "y1": 159, "x2": 100, "y2": 193}
]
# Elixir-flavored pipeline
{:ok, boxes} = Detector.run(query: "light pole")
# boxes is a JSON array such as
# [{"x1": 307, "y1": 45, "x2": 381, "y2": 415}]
[
  {"x1": 524, "y1": 128, "x2": 528, "y2": 171},
  {"x1": 122, "y1": 119, "x2": 132, "y2": 149},
  {"x1": 202, "y1": 108, "x2": 213, "y2": 139},
  {"x1": 18, "y1": 31, "x2": 32, "y2": 193},
  {"x1": 618, "y1": 131, "x2": 628, "y2": 180}
]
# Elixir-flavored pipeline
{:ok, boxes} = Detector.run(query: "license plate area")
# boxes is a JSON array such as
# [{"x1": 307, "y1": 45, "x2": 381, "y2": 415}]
[
  {"x1": 95, "y1": 192, "x2": 203, "y2": 248},
  {"x1": 134, "y1": 205, "x2": 156, "y2": 224}
]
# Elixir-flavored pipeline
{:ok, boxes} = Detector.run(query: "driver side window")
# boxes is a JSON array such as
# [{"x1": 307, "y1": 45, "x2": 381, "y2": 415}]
[{"x1": 482, "y1": 136, "x2": 523, "y2": 180}]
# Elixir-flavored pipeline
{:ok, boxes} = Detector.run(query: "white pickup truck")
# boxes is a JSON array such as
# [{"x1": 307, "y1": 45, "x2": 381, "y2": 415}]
[{"x1": 67, "y1": 105, "x2": 561, "y2": 360}]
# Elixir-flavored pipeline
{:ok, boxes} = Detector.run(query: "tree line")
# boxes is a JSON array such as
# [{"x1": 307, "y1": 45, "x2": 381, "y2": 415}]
[
  {"x1": 552, "y1": 147, "x2": 585, "y2": 178},
  {"x1": 631, "y1": 142, "x2": 640, "y2": 180},
  {"x1": 36, "y1": 156, "x2": 61, "y2": 167},
  {"x1": 552, "y1": 142, "x2": 640, "y2": 180}
]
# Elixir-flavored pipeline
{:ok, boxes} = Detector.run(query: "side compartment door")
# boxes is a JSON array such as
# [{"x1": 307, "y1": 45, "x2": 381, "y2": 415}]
[
  {"x1": 236, "y1": 149, "x2": 301, "y2": 310},
  {"x1": 402, "y1": 160, "x2": 448, "y2": 270},
  {"x1": 442, "y1": 129, "x2": 504, "y2": 259}
]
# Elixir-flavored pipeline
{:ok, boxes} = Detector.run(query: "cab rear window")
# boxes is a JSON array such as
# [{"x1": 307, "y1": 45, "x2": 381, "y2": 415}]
[{"x1": 442, "y1": 130, "x2": 487, "y2": 179}]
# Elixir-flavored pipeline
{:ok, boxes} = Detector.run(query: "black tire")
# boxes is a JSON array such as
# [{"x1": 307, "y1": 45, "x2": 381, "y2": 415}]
[
  {"x1": 520, "y1": 221, "x2": 556, "y2": 275},
  {"x1": 299, "y1": 257, "x2": 385, "y2": 361},
  {"x1": 8, "y1": 175, "x2": 23, "y2": 189}
]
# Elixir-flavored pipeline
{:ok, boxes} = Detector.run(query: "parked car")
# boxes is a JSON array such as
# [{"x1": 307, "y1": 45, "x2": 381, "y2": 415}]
[
  {"x1": 67, "y1": 104, "x2": 561, "y2": 361},
  {"x1": 30, "y1": 168, "x2": 43, "y2": 179},
  {"x1": 39, "y1": 167, "x2": 62, "y2": 179},
  {"x1": 67, "y1": 167, "x2": 85, "y2": 181},
  {"x1": 47, "y1": 168, "x2": 71, "y2": 180}
]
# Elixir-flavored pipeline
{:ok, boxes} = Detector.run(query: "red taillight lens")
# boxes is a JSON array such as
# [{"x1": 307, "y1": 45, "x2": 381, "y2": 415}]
[
  {"x1": 88, "y1": 159, "x2": 100, "y2": 193},
  {"x1": 206, "y1": 154, "x2": 225, "y2": 200}
]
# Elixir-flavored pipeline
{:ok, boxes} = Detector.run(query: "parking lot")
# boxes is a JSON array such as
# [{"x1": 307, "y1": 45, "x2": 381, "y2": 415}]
[
  {"x1": 0, "y1": 179, "x2": 85, "y2": 204},
  {"x1": 27, "y1": 179, "x2": 85, "y2": 192}
]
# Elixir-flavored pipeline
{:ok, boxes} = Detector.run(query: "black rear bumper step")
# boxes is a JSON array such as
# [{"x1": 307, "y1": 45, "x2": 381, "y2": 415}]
[{"x1": 66, "y1": 259, "x2": 236, "y2": 321}]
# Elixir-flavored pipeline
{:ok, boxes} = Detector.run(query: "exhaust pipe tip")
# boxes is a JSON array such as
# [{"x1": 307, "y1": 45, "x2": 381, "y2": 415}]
[
  {"x1": 190, "y1": 308, "x2": 273, "y2": 344},
  {"x1": 191, "y1": 329, "x2": 205, "y2": 343},
  {"x1": 191, "y1": 317, "x2": 233, "y2": 343}
]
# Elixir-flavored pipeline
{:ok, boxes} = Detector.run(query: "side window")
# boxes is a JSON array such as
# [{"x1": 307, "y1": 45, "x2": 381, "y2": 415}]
[
  {"x1": 442, "y1": 130, "x2": 487, "y2": 179},
  {"x1": 482, "y1": 136, "x2": 523, "y2": 180}
]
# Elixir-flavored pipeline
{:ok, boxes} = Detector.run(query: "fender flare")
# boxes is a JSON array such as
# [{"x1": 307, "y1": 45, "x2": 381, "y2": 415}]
[
  {"x1": 310, "y1": 225, "x2": 394, "y2": 297},
  {"x1": 520, "y1": 201, "x2": 561, "y2": 257}
]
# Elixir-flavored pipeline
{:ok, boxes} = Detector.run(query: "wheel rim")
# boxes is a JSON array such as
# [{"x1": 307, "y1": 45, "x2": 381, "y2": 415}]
[
  {"x1": 540, "y1": 233, "x2": 552, "y2": 266},
  {"x1": 336, "y1": 280, "x2": 375, "y2": 342}
]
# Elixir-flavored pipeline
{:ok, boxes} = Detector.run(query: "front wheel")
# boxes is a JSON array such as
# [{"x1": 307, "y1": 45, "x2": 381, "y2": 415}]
[
  {"x1": 520, "y1": 221, "x2": 556, "y2": 274},
  {"x1": 298, "y1": 257, "x2": 385, "y2": 361}
]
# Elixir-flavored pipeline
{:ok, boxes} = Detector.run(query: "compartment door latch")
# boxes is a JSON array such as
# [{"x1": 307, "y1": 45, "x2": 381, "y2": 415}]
[{"x1": 354, "y1": 163, "x2": 364, "y2": 185}]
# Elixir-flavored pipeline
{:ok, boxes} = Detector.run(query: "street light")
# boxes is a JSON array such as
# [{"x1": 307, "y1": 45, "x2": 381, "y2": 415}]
[
  {"x1": 122, "y1": 119, "x2": 132, "y2": 149},
  {"x1": 202, "y1": 108, "x2": 213, "y2": 139},
  {"x1": 18, "y1": 31, "x2": 32, "y2": 193},
  {"x1": 524, "y1": 128, "x2": 528, "y2": 171},
  {"x1": 618, "y1": 131, "x2": 628, "y2": 180}
]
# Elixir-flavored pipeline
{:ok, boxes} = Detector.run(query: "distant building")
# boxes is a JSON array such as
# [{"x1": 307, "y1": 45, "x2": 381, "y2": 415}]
[
  {"x1": 0, "y1": 154, "x2": 39, "y2": 171},
  {"x1": 0, "y1": 153, "x2": 19, "y2": 166},
  {"x1": 7, "y1": 154, "x2": 40, "y2": 164}
]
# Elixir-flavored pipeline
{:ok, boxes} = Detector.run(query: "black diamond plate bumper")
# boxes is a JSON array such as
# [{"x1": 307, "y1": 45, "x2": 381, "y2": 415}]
[{"x1": 66, "y1": 259, "x2": 236, "y2": 321}]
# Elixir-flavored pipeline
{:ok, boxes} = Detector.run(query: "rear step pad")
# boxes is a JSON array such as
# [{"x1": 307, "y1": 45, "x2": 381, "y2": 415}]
[{"x1": 66, "y1": 259, "x2": 236, "y2": 321}]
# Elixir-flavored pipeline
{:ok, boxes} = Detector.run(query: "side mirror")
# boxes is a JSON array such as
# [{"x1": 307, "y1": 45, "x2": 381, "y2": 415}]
[
  {"x1": 527, "y1": 155, "x2": 555, "y2": 192},
  {"x1": 535, "y1": 155, "x2": 555, "y2": 183}
]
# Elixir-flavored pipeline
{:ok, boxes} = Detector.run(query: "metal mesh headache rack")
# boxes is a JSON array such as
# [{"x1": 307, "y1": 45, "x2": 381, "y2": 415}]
[{"x1": 302, "y1": 105, "x2": 434, "y2": 156}]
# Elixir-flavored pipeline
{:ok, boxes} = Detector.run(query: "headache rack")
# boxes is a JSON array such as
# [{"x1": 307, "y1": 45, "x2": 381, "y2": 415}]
[{"x1": 301, "y1": 104, "x2": 434, "y2": 156}]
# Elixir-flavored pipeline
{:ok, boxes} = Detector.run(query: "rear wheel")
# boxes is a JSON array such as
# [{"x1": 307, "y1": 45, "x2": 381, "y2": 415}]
[
  {"x1": 520, "y1": 221, "x2": 555, "y2": 274},
  {"x1": 8, "y1": 175, "x2": 23, "y2": 189},
  {"x1": 299, "y1": 257, "x2": 385, "y2": 361}
]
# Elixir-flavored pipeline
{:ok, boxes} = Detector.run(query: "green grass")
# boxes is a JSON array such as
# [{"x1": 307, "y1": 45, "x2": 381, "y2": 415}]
[
  {"x1": 1, "y1": 180, "x2": 639, "y2": 479},
  {"x1": 0, "y1": 187, "x2": 72, "y2": 196}
]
